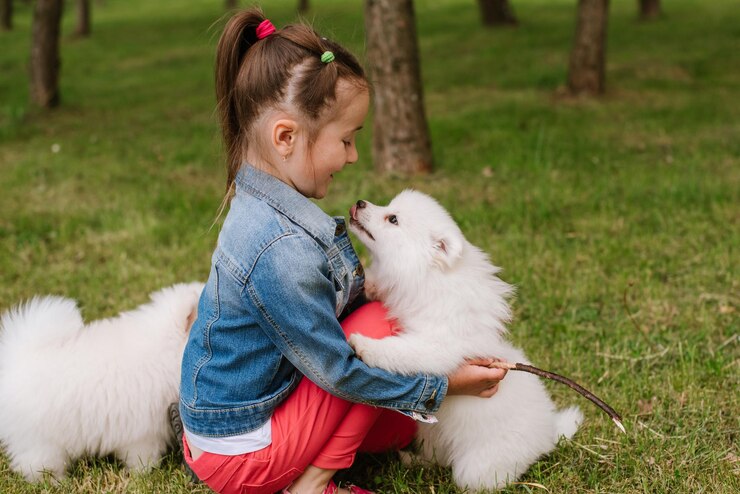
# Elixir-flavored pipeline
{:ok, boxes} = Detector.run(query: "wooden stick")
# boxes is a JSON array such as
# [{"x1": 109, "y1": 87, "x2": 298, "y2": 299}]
[{"x1": 490, "y1": 361, "x2": 626, "y2": 434}]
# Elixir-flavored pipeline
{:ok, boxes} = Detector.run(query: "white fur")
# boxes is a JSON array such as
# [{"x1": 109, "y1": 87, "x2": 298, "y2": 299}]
[
  {"x1": 348, "y1": 190, "x2": 582, "y2": 491},
  {"x1": 0, "y1": 282, "x2": 204, "y2": 482}
]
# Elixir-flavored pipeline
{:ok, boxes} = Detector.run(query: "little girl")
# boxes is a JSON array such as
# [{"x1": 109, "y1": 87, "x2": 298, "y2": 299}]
[{"x1": 178, "y1": 8, "x2": 507, "y2": 494}]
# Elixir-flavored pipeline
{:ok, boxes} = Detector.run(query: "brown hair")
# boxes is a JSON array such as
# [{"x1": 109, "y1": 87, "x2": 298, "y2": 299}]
[{"x1": 215, "y1": 7, "x2": 367, "y2": 192}]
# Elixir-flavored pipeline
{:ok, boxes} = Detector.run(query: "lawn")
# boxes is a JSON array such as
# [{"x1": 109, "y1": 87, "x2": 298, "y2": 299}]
[{"x1": 0, "y1": 0, "x2": 738, "y2": 492}]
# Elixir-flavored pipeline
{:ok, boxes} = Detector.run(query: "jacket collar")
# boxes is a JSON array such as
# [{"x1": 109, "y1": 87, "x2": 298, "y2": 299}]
[{"x1": 234, "y1": 165, "x2": 338, "y2": 247}]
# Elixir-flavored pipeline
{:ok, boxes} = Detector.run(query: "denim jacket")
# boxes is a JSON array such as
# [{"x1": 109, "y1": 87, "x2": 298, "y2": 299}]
[{"x1": 179, "y1": 166, "x2": 448, "y2": 438}]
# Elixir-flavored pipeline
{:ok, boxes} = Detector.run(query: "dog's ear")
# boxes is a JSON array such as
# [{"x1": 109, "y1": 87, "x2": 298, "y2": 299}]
[{"x1": 432, "y1": 232, "x2": 463, "y2": 269}]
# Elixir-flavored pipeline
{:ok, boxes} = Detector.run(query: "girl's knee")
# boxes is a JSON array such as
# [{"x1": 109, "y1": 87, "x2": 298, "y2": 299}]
[{"x1": 340, "y1": 301, "x2": 397, "y2": 340}]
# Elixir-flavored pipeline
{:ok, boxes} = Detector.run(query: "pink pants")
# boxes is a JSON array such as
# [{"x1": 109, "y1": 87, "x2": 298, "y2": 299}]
[{"x1": 183, "y1": 302, "x2": 417, "y2": 494}]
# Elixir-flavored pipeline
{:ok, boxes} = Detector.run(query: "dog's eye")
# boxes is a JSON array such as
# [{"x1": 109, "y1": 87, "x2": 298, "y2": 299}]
[{"x1": 387, "y1": 215, "x2": 398, "y2": 225}]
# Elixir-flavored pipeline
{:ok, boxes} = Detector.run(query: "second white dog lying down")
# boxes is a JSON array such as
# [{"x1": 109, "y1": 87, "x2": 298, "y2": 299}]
[
  {"x1": 0, "y1": 282, "x2": 204, "y2": 482},
  {"x1": 348, "y1": 190, "x2": 582, "y2": 491}
]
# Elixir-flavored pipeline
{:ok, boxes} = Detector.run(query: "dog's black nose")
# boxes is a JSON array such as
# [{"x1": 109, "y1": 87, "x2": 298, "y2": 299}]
[{"x1": 356, "y1": 200, "x2": 367, "y2": 209}]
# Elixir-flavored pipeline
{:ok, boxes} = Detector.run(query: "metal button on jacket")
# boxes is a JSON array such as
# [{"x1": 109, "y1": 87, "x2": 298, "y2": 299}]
[{"x1": 424, "y1": 389, "x2": 438, "y2": 410}]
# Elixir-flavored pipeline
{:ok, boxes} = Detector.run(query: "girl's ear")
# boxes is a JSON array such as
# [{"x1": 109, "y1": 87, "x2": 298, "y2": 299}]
[
  {"x1": 272, "y1": 119, "x2": 298, "y2": 158},
  {"x1": 431, "y1": 231, "x2": 464, "y2": 269}
]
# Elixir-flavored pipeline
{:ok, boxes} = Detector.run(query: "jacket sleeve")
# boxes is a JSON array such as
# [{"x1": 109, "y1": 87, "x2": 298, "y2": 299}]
[{"x1": 242, "y1": 232, "x2": 448, "y2": 415}]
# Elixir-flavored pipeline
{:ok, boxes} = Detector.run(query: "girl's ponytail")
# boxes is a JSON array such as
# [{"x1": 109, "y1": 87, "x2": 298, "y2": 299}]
[{"x1": 215, "y1": 8, "x2": 266, "y2": 192}]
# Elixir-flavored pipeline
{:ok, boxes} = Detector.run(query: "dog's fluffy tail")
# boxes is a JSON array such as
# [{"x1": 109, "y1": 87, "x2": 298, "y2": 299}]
[
  {"x1": 0, "y1": 296, "x2": 84, "y2": 355},
  {"x1": 555, "y1": 406, "x2": 583, "y2": 441}
]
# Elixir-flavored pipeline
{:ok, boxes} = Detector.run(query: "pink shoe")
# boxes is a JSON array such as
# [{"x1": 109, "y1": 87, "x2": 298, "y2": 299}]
[
  {"x1": 324, "y1": 480, "x2": 375, "y2": 494},
  {"x1": 283, "y1": 480, "x2": 375, "y2": 494}
]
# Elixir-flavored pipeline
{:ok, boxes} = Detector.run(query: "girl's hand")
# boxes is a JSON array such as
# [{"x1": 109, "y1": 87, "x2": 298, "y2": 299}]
[{"x1": 447, "y1": 358, "x2": 508, "y2": 398}]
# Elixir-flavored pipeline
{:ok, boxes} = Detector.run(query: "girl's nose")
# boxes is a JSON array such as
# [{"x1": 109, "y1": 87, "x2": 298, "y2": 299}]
[
  {"x1": 347, "y1": 144, "x2": 359, "y2": 164},
  {"x1": 356, "y1": 200, "x2": 366, "y2": 209}
]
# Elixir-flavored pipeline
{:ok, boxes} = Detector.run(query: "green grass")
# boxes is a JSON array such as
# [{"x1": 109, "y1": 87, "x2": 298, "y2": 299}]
[{"x1": 1, "y1": 0, "x2": 738, "y2": 492}]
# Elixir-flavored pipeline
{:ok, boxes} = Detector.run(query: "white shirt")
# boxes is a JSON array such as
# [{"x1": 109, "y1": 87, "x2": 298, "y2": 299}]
[{"x1": 184, "y1": 419, "x2": 272, "y2": 455}]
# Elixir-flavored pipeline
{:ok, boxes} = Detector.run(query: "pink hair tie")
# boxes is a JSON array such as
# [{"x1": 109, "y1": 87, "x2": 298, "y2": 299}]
[{"x1": 256, "y1": 19, "x2": 276, "y2": 40}]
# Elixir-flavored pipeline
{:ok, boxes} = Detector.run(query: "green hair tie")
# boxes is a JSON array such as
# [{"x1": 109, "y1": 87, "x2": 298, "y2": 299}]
[{"x1": 320, "y1": 51, "x2": 335, "y2": 64}]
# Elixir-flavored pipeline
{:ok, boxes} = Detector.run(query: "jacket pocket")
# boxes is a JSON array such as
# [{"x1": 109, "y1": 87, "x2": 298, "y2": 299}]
[{"x1": 328, "y1": 256, "x2": 346, "y2": 317}]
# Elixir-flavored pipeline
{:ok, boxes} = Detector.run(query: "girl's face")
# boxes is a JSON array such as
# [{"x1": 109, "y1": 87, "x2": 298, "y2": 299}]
[{"x1": 293, "y1": 81, "x2": 369, "y2": 199}]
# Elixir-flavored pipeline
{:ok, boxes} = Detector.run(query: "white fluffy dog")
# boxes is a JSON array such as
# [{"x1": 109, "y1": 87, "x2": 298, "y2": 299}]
[
  {"x1": 347, "y1": 190, "x2": 582, "y2": 491},
  {"x1": 0, "y1": 282, "x2": 204, "y2": 482}
]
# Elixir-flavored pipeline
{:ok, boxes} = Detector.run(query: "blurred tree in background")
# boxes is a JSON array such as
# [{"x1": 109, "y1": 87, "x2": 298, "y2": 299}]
[
  {"x1": 30, "y1": 0, "x2": 63, "y2": 108},
  {"x1": 1, "y1": 0, "x2": 11, "y2": 31},
  {"x1": 567, "y1": 0, "x2": 609, "y2": 96},
  {"x1": 639, "y1": 0, "x2": 661, "y2": 20},
  {"x1": 365, "y1": 0, "x2": 433, "y2": 174},
  {"x1": 75, "y1": 0, "x2": 91, "y2": 37},
  {"x1": 478, "y1": 0, "x2": 518, "y2": 27}
]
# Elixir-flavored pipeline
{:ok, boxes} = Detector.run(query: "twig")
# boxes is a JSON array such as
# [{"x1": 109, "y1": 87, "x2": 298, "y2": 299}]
[
  {"x1": 510, "y1": 481, "x2": 551, "y2": 492},
  {"x1": 636, "y1": 420, "x2": 688, "y2": 440},
  {"x1": 570, "y1": 440, "x2": 612, "y2": 463},
  {"x1": 699, "y1": 292, "x2": 740, "y2": 304},
  {"x1": 570, "y1": 441, "x2": 617, "y2": 467},
  {"x1": 490, "y1": 361, "x2": 625, "y2": 434},
  {"x1": 593, "y1": 436, "x2": 621, "y2": 445},
  {"x1": 596, "y1": 345, "x2": 670, "y2": 363},
  {"x1": 717, "y1": 334, "x2": 737, "y2": 350}
]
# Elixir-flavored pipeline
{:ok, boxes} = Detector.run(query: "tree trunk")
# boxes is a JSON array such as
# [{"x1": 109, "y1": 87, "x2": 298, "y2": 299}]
[
  {"x1": 298, "y1": 0, "x2": 309, "y2": 13},
  {"x1": 225, "y1": 0, "x2": 237, "y2": 9},
  {"x1": 365, "y1": 0, "x2": 433, "y2": 174},
  {"x1": 478, "y1": 0, "x2": 518, "y2": 27},
  {"x1": 30, "y1": 0, "x2": 64, "y2": 108},
  {"x1": 639, "y1": 0, "x2": 660, "y2": 20},
  {"x1": 567, "y1": 0, "x2": 609, "y2": 97},
  {"x1": 1, "y1": 0, "x2": 11, "y2": 31},
  {"x1": 75, "y1": 0, "x2": 90, "y2": 37}
]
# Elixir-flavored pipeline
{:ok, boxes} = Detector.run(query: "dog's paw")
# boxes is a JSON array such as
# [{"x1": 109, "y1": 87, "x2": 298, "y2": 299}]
[
  {"x1": 348, "y1": 334, "x2": 380, "y2": 366},
  {"x1": 348, "y1": 333, "x2": 366, "y2": 356}
]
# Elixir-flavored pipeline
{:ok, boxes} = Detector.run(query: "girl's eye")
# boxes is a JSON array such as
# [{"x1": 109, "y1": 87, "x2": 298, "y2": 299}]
[
  {"x1": 387, "y1": 215, "x2": 398, "y2": 225},
  {"x1": 342, "y1": 140, "x2": 351, "y2": 147}
]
